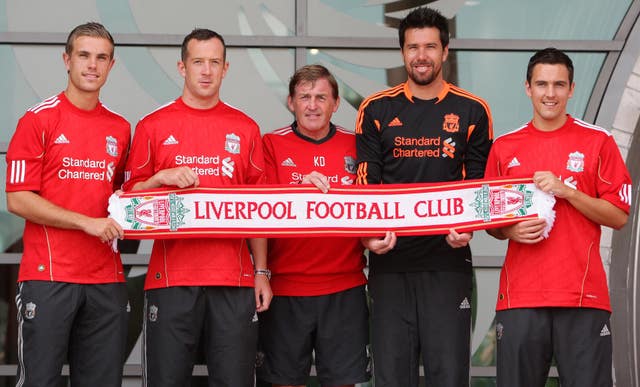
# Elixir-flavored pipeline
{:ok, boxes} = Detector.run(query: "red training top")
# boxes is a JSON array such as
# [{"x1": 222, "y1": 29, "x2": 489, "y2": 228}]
[
  {"x1": 485, "y1": 115, "x2": 632, "y2": 312},
  {"x1": 123, "y1": 98, "x2": 265, "y2": 290},
  {"x1": 262, "y1": 122, "x2": 366, "y2": 296},
  {"x1": 6, "y1": 92, "x2": 130, "y2": 283}
]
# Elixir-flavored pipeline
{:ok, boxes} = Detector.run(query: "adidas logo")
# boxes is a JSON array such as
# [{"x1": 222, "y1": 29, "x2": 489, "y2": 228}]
[
  {"x1": 389, "y1": 117, "x2": 403, "y2": 127},
  {"x1": 507, "y1": 157, "x2": 520, "y2": 168},
  {"x1": 252, "y1": 312, "x2": 259, "y2": 323},
  {"x1": 54, "y1": 134, "x2": 70, "y2": 144},
  {"x1": 600, "y1": 324, "x2": 610, "y2": 337},
  {"x1": 281, "y1": 157, "x2": 296, "y2": 167},
  {"x1": 459, "y1": 297, "x2": 471, "y2": 309},
  {"x1": 163, "y1": 135, "x2": 179, "y2": 145}
]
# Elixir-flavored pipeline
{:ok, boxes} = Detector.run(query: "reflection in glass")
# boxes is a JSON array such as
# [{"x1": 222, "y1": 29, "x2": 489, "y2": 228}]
[
  {"x1": 455, "y1": 0, "x2": 631, "y2": 40},
  {"x1": 3, "y1": 1, "x2": 296, "y2": 35},
  {"x1": 456, "y1": 52, "x2": 606, "y2": 136}
]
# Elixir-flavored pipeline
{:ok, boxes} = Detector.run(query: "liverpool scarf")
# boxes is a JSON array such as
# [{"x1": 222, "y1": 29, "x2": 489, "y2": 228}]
[{"x1": 108, "y1": 177, "x2": 556, "y2": 239}]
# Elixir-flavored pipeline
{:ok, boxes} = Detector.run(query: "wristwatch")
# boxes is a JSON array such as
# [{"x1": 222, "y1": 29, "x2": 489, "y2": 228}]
[{"x1": 254, "y1": 269, "x2": 271, "y2": 280}]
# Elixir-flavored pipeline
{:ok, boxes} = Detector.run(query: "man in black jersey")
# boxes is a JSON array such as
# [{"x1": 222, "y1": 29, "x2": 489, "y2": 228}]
[{"x1": 355, "y1": 6, "x2": 493, "y2": 387}]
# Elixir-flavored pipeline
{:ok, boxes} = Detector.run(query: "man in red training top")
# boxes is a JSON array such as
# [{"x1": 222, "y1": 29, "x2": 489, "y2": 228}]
[
  {"x1": 6, "y1": 22, "x2": 130, "y2": 386},
  {"x1": 257, "y1": 64, "x2": 370, "y2": 387},
  {"x1": 485, "y1": 47, "x2": 632, "y2": 387},
  {"x1": 123, "y1": 28, "x2": 271, "y2": 386}
]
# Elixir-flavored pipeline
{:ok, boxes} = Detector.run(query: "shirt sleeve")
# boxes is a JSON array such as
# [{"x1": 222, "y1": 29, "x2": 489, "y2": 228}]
[
  {"x1": 596, "y1": 135, "x2": 632, "y2": 213},
  {"x1": 483, "y1": 143, "x2": 502, "y2": 179},
  {"x1": 113, "y1": 127, "x2": 131, "y2": 190},
  {"x1": 122, "y1": 120, "x2": 154, "y2": 191},
  {"x1": 464, "y1": 102, "x2": 493, "y2": 180},
  {"x1": 262, "y1": 134, "x2": 280, "y2": 184},
  {"x1": 5, "y1": 112, "x2": 45, "y2": 192},
  {"x1": 355, "y1": 103, "x2": 383, "y2": 185},
  {"x1": 245, "y1": 124, "x2": 266, "y2": 185}
]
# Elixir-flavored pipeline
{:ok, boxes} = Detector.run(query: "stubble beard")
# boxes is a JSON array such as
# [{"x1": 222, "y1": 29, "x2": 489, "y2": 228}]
[{"x1": 407, "y1": 61, "x2": 441, "y2": 86}]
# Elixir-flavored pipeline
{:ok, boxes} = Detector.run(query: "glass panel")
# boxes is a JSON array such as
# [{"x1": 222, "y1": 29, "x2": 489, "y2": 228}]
[
  {"x1": 471, "y1": 378, "x2": 497, "y2": 386},
  {"x1": 308, "y1": 0, "x2": 396, "y2": 38},
  {"x1": 455, "y1": 0, "x2": 631, "y2": 40},
  {"x1": 472, "y1": 268, "x2": 500, "y2": 366},
  {"x1": 309, "y1": 0, "x2": 631, "y2": 40},
  {"x1": 2, "y1": 1, "x2": 295, "y2": 35},
  {"x1": 225, "y1": 48, "x2": 296, "y2": 133},
  {"x1": 304, "y1": 48, "x2": 402, "y2": 129},
  {"x1": 0, "y1": 43, "x2": 169, "y2": 142},
  {"x1": 302, "y1": 48, "x2": 605, "y2": 138},
  {"x1": 0, "y1": 45, "x2": 295, "y2": 142},
  {"x1": 455, "y1": 51, "x2": 606, "y2": 137},
  {"x1": 0, "y1": 265, "x2": 16, "y2": 383},
  {"x1": 0, "y1": 155, "x2": 25, "y2": 252},
  {"x1": 4, "y1": 0, "x2": 102, "y2": 32},
  {"x1": 0, "y1": 44, "x2": 49, "y2": 143},
  {"x1": 126, "y1": 0, "x2": 295, "y2": 36}
]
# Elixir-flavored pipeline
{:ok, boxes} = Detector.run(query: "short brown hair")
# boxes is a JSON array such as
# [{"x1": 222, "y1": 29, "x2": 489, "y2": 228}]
[
  {"x1": 65, "y1": 22, "x2": 115, "y2": 58},
  {"x1": 527, "y1": 47, "x2": 574, "y2": 84},
  {"x1": 289, "y1": 64, "x2": 339, "y2": 100},
  {"x1": 181, "y1": 28, "x2": 226, "y2": 62}
]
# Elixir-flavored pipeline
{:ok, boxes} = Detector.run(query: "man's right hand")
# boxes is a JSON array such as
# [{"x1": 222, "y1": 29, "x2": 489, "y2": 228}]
[
  {"x1": 81, "y1": 217, "x2": 124, "y2": 243},
  {"x1": 155, "y1": 166, "x2": 200, "y2": 188},
  {"x1": 301, "y1": 171, "x2": 331, "y2": 193},
  {"x1": 134, "y1": 166, "x2": 200, "y2": 190}
]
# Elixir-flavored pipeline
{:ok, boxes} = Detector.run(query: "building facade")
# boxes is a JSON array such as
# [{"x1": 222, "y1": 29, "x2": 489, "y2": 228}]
[{"x1": 1, "y1": 1, "x2": 639, "y2": 385}]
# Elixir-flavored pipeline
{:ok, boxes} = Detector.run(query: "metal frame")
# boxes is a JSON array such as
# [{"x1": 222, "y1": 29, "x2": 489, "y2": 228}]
[
  {"x1": 611, "y1": 121, "x2": 640, "y2": 387},
  {"x1": 594, "y1": 0, "x2": 640, "y2": 128},
  {"x1": 586, "y1": 0, "x2": 640, "y2": 123},
  {"x1": 0, "y1": 32, "x2": 626, "y2": 51}
]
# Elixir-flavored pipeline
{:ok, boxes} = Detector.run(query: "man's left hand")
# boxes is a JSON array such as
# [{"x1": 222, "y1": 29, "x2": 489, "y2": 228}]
[
  {"x1": 255, "y1": 275, "x2": 273, "y2": 312},
  {"x1": 301, "y1": 171, "x2": 331, "y2": 193},
  {"x1": 446, "y1": 229, "x2": 473, "y2": 248}
]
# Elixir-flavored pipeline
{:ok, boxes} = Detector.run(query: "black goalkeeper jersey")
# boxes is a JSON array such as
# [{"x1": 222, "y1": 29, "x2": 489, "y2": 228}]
[{"x1": 356, "y1": 81, "x2": 493, "y2": 273}]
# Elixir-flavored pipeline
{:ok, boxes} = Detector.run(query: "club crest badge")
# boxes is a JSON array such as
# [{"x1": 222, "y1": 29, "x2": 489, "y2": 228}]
[
  {"x1": 442, "y1": 113, "x2": 460, "y2": 133},
  {"x1": 148, "y1": 305, "x2": 158, "y2": 322},
  {"x1": 25, "y1": 302, "x2": 36, "y2": 320},
  {"x1": 124, "y1": 193, "x2": 189, "y2": 231},
  {"x1": 496, "y1": 322, "x2": 504, "y2": 340},
  {"x1": 344, "y1": 156, "x2": 356, "y2": 175},
  {"x1": 472, "y1": 184, "x2": 534, "y2": 222},
  {"x1": 106, "y1": 136, "x2": 118, "y2": 157},
  {"x1": 256, "y1": 350, "x2": 265, "y2": 367},
  {"x1": 225, "y1": 133, "x2": 241, "y2": 154},
  {"x1": 566, "y1": 151, "x2": 584, "y2": 172}
]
